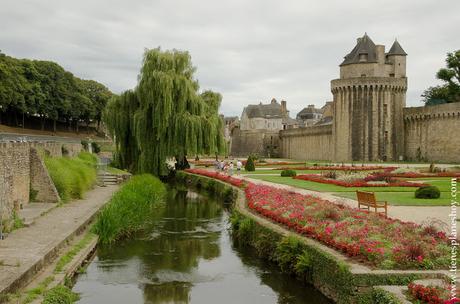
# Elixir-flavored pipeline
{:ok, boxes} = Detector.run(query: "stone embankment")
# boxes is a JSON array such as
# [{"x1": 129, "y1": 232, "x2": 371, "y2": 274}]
[{"x1": 0, "y1": 185, "x2": 118, "y2": 299}]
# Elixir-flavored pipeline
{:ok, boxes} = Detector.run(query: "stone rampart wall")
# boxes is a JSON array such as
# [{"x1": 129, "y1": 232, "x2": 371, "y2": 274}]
[
  {"x1": 404, "y1": 102, "x2": 460, "y2": 163},
  {"x1": 280, "y1": 124, "x2": 333, "y2": 161},
  {"x1": 0, "y1": 141, "x2": 82, "y2": 228}
]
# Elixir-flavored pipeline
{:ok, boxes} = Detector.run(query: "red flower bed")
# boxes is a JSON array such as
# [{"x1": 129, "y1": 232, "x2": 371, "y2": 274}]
[
  {"x1": 184, "y1": 168, "x2": 245, "y2": 188},
  {"x1": 244, "y1": 183, "x2": 449, "y2": 269},
  {"x1": 408, "y1": 283, "x2": 459, "y2": 304},
  {"x1": 184, "y1": 168, "x2": 449, "y2": 269},
  {"x1": 390, "y1": 172, "x2": 460, "y2": 178},
  {"x1": 278, "y1": 165, "x2": 396, "y2": 171},
  {"x1": 294, "y1": 174, "x2": 426, "y2": 187}
]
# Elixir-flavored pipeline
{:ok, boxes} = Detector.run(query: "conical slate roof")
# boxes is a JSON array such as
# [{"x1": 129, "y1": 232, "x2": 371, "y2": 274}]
[
  {"x1": 340, "y1": 33, "x2": 377, "y2": 66},
  {"x1": 387, "y1": 39, "x2": 407, "y2": 56}
]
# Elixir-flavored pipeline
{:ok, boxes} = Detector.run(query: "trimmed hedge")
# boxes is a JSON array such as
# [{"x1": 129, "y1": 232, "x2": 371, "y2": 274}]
[
  {"x1": 280, "y1": 169, "x2": 297, "y2": 177},
  {"x1": 415, "y1": 186, "x2": 441, "y2": 199}
]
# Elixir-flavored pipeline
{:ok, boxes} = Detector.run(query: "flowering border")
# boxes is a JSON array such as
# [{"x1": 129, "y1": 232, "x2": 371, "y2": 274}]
[
  {"x1": 294, "y1": 174, "x2": 427, "y2": 187},
  {"x1": 407, "y1": 283, "x2": 459, "y2": 304},
  {"x1": 184, "y1": 169, "x2": 449, "y2": 270}
]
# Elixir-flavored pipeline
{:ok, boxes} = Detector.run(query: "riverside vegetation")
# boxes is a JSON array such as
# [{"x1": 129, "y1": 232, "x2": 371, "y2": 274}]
[
  {"x1": 44, "y1": 151, "x2": 97, "y2": 202},
  {"x1": 93, "y1": 174, "x2": 166, "y2": 244}
]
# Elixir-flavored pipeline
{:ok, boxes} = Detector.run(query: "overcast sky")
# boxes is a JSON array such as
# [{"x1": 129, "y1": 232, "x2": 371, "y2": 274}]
[{"x1": 1, "y1": 0, "x2": 459, "y2": 117}]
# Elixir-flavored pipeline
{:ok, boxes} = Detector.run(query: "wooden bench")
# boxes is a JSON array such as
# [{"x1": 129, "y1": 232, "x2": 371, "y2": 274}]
[{"x1": 356, "y1": 191, "x2": 388, "y2": 216}]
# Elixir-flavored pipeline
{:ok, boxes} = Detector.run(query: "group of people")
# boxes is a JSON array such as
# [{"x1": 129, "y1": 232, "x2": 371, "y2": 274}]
[{"x1": 214, "y1": 159, "x2": 242, "y2": 176}]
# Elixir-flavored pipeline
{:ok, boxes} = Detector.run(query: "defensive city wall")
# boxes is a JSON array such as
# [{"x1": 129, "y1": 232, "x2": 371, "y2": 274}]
[
  {"x1": 0, "y1": 141, "x2": 82, "y2": 229},
  {"x1": 403, "y1": 102, "x2": 460, "y2": 163},
  {"x1": 280, "y1": 125, "x2": 333, "y2": 161},
  {"x1": 279, "y1": 102, "x2": 460, "y2": 163}
]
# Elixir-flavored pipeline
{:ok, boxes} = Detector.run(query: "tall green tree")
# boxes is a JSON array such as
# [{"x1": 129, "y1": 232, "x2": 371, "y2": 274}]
[
  {"x1": 422, "y1": 50, "x2": 460, "y2": 104},
  {"x1": 77, "y1": 79, "x2": 112, "y2": 130},
  {"x1": 0, "y1": 51, "x2": 113, "y2": 132},
  {"x1": 104, "y1": 48, "x2": 225, "y2": 176}
]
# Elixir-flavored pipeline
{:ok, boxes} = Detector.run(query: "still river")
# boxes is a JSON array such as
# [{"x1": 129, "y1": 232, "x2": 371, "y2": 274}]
[{"x1": 73, "y1": 187, "x2": 332, "y2": 304}]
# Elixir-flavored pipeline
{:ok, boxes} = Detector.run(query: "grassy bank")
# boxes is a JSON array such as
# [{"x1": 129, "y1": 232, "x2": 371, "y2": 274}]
[
  {"x1": 93, "y1": 174, "x2": 166, "y2": 244},
  {"x1": 45, "y1": 152, "x2": 98, "y2": 202}
]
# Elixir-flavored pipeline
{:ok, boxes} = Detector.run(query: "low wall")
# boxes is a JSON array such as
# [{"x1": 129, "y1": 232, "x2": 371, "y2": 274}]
[
  {"x1": 280, "y1": 124, "x2": 333, "y2": 161},
  {"x1": 176, "y1": 172, "x2": 447, "y2": 304},
  {"x1": 0, "y1": 141, "x2": 82, "y2": 229},
  {"x1": 404, "y1": 103, "x2": 460, "y2": 163}
]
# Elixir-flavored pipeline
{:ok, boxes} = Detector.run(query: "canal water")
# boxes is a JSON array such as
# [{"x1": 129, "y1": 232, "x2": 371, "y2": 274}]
[{"x1": 73, "y1": 187, "x2": 331, "y2": 304}]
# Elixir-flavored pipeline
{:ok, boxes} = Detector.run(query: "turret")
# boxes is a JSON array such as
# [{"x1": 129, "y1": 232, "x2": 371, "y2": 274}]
[{"x1": 386, "y1": 39, "x2": 407, "y2": 78}]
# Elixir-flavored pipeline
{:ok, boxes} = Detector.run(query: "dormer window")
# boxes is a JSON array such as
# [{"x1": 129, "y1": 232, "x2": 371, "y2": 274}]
[
  {"x1": 361, "y1": 74, "x2": 366, "y2": 77},
  {"x1": 389, "y1": 73, "x2": 395, "y2": 77},
  {"x1": 359, "y1": 52, "x2": 368, "y2": 62}
]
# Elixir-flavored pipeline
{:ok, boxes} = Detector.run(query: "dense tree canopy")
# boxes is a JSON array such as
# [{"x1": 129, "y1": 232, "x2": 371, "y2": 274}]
[
  {"x1": 104, "y1": 48, "x2": 226, "y2": 176},
  {"x1": 422, "y1": 50, "x2": 460, "y2": 105},
  {"x1": 0, "y1": 51, "x2": 112, "y2": 131}
]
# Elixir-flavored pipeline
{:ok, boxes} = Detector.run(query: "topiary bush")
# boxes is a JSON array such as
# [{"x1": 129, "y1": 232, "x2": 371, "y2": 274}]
[
  {"x1": 245, "y1": 156, "x2": 255, "y2": 172},
  {"x1": 415, "y1": 185, "x2": 440, "y2": 199},
  {"x1": 280, "y1": 169, "x2": 297, "y2": 177}
]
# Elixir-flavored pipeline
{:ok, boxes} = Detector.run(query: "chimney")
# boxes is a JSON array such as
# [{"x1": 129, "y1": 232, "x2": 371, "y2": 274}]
[
  {"x1": 281, "y1": 100, "x2": 287, "y2": 114},
  {"x1": 376, "y1": 45, "x2": 385, "y2": 64},
  {"x1": 308, "y1": 104, "x2": 314, "y2": 108}
]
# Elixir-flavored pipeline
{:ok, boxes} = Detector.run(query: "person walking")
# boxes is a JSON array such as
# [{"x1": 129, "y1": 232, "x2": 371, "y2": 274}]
[
  {"x1": 228, "y1": 162, "x2": 234, "y2": 176},
  {"x1": 236, "y1": 159, "x2": 242, "y2": 175}
]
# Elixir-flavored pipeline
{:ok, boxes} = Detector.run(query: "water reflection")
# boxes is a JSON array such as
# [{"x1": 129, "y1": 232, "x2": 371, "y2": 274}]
[{"x1": 73, "y1": 188, "x2": 332, "y2": 304}]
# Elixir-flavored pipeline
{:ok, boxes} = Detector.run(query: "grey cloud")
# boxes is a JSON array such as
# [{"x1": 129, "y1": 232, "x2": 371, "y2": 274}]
[{"x1": 1, "y1": 0, "x2": 459, "y2": 117}]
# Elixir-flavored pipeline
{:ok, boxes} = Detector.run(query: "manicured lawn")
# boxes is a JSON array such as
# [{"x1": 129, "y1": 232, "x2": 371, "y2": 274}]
[
  {"x1": 242, "y1": 169, "x2": 323, "y2": 174},
  {"x1": 332, "y1": 191, "x2": 451, "y2": 206},
  {"x1": 246, "y1": 175, "x2": 453, "y2": 206}
]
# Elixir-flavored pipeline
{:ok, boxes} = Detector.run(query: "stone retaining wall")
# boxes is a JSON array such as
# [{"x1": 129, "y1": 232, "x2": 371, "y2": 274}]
[{"x1": 0, "y1": 141, "x2": 81, "y2": 229}]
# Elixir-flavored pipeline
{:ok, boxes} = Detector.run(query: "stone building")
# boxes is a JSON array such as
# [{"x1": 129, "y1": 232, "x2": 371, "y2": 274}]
[
  {"x1": 230, "y1": 98, "x2": 297, "y2": 157},
  {"x1": 278, "y1": 33, "x2": 460, "y2": 163},
  {"x1": 296, "y1": 105, "x2": 323, "y2": 127},
  {"x1": 331, "y1": 33, "x2": 407, "y2": 161}
]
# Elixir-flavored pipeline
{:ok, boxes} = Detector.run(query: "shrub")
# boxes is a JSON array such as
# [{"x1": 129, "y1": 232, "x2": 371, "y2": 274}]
[
  {"x1": 93, "y1": 174, "x2": 166, "y2": 244},
  {"x1": 245, "y1": 156, "x2": 255, "y2": 172},
  {"x1": 280, "y1": 169, "x2": 297, "y2": 177},
  {"x1": 323, "y1": 171, "x2": 337, "y2": 179},
  {"x1": 81, "y1": 139, "x2": 89, "y2": 151},
  {"x1": 42, "y1": 285, "x2": 79, "y2": 304},
  {"x1": 91, "y1": 142, "x2": 101, "y2": 154},
  {"x1": 415, "y1": 186, "x2": 441, "y2": 199},
  {"x1": 44, "y1": 152, "x2": 97, "y2": 202}
]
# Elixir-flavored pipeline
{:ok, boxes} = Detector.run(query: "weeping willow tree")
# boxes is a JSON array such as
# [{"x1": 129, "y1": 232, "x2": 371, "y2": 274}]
[{"x1": 104, "y1": 48, "x2": 226, "y2": 176}]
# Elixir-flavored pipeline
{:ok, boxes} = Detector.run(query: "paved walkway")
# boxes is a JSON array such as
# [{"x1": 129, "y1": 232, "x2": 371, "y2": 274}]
[
  {"x1": 0, "y1": 185, "x2": 118, "y2": 295},
  {"x1": 241, "y1": 176, "x2": 454, "y2": 231}
]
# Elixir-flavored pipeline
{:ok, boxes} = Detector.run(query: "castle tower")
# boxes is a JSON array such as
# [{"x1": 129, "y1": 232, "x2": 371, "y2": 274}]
[{"x1": 331, "y1": 34, "x2": 407, "y2": 162}]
